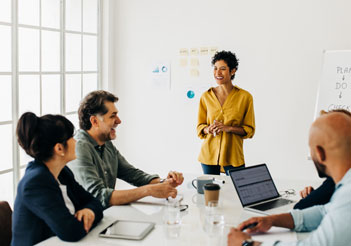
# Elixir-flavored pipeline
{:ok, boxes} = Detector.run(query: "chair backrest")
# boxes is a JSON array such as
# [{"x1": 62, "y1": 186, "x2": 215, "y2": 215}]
[{"x1": 0, "y1": 201, "x2": 12, "y2": 246}]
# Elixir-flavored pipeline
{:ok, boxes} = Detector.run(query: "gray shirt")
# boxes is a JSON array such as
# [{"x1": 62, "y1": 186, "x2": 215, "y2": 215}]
[{"x1": 68, "y1": 129, "x2": 159, "y2": 208}]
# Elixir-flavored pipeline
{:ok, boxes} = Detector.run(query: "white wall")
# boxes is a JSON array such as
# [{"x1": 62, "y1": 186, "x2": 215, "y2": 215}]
[{"x1": 108, "y1": 0, "x2": 351, "y2": 182}]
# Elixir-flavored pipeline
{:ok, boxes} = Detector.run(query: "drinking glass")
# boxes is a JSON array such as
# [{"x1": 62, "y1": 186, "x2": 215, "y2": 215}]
[{"x1": 163, "y1": 200, "x2": 181, "y2": 238}]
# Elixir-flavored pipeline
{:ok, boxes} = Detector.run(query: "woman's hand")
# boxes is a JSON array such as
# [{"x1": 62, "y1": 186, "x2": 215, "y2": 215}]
[
  {"x1": 208, "y1": 121, "x2": 246, "y2": 136},
  {"x1": 212, "y1": 121, "x2": 232, "y2": 133},
  {"x1": 204, "y1": 120, "x2": 228, "y2": 135},
  {"x1": 75, "y1": 208, "x2": 95, "y2": 233}
]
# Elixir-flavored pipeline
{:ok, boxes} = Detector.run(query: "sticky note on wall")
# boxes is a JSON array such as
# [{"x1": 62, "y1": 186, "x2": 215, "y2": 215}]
[
  {"x1": 179, "y1": 48, "x2": 189, "y2": 56},
  {"x1": 190, "y1": 58, "x2": 199, "y2": 66},
  {"x1": 190, "y1": 48, "x2": 199, "y2": 56}
]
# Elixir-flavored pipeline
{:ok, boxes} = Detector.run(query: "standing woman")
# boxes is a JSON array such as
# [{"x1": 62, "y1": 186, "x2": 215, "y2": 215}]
[
  {"x1": 197, "y1": 51, "x2": 255, "y2": 175},
  {"x1": 12, "y1": 112, "x2": 103, "y2": 246}
]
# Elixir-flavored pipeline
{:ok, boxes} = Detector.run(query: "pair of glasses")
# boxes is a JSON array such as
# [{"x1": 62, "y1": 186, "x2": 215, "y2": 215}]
[
  {"x1": 279, "y1": 189, "x2": 296, "y2": 197},
  {"x1": 180, "y1": 204, "x2": 189, "y2": 212}
]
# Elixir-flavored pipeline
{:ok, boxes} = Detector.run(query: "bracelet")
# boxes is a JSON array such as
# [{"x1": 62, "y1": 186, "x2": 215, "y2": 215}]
[{"x1": 273, "y1": 240, "x2": 281, "y2": 246}]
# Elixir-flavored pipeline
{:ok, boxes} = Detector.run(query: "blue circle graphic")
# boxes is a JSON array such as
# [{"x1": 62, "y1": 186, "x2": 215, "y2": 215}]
[
  {"x1": 161, "y1": 66, "x2": 168, "y2": 72},
  {"x1": 187, "y1": 90, "x2": 195, "y2": 99}
]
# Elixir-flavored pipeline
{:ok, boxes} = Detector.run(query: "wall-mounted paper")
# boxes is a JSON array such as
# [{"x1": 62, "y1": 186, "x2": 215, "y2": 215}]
[
  {"x1": 190, "y1": 48, "x2": 199, "y2": 56},
  {"x1": 200, "y1": 47, "x2": 208, "y2": 55},
  {"x1": 151, "y1": 62, "x2": 171, "y2": 90},
  {"x1": 179, "y1": 48, "x2": 189, "y2": 56},
  {"x1": 190, "y1": 58, "x2": 199, "y2": 67},
  {"x1": 190, "y1": 69, "x2": 199, "y2": 77},
  {"x1": 210, "y1": 47, "x2": 218, "y2": 55},
  {"x1": 179, "y1": 58, "x2": 187, "y2": 67}
]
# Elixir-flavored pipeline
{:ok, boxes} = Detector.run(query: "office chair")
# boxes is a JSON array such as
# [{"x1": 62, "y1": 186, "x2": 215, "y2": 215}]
[{"x1": 0, "y1": 201, "x2": 12, "y2": 246}]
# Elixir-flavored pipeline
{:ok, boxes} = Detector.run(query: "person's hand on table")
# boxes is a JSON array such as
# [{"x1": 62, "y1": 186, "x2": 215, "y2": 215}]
[
  {"x1": 166, "y1": 171, "x2": 184, "y2": 187},
  {"x1": 75, "y1": 208, "x2": 95, "y2": 233},
  {"x1": 238, "y1": 216, "x2": 273, "y2": 234},
  {"x1": 299, "y1": 186, "x2": 314, "y2": 198},
  {"x1": 149, "y1": 182, "x2": 177, "y2": 199},
  {"x1": 227, "y1": 228, "x2": 254, "y2": 246}
]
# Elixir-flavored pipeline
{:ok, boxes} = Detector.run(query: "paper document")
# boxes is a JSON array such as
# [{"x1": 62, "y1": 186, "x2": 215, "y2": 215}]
[
  {"x1": 252, "y1": 226, "x2": 297, "y2": 242},
  {"x1": 134, "y1": 194, "x2": 183, "y2": 205}
]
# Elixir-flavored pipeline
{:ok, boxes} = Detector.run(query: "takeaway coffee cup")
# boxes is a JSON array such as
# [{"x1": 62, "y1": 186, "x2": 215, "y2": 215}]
[
  {"x1": 203, "y1": 183, "x2": 220, "y2": 206},
  {"x1": 192, "y1": 176, "x2": 213, "y2": 194}
]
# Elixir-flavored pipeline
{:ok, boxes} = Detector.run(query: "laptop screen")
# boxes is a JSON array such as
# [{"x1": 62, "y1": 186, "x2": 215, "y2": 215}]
[{"x1": 229, "y1": 164, "x2": 280, "y2": 207}]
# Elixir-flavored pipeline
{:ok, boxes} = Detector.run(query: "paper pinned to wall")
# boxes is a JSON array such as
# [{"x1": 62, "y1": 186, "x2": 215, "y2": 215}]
[
  {"x1": 179, "y1": 58, "x2": 187, "y2": 67},
  {"x1": 179, "y1": 48, "x2": 189, "y2": 56},
  {"x1": 190, "y1": 69, "x2": 199, "y2": 77},
  {"x1": 200, "y1": 47, "x2": 208, "y2": 55},
  {"x1": 210, "y1": 47, "x2": 218, "y2": 55},
  {"x1": 190, "y1": 48, "x2": 199, "y2": 56},
  {"x1": 190, "y1": 58, "x2": 199, "y2": 66},
  {"x1": 151, "y1": 62, "x2": 171, "y2": 90}
]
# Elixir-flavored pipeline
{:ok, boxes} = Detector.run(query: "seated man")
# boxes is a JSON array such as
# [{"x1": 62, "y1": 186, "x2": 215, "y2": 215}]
[
  {"x1": 68, "y1": 90, "x2": 184, "y2": 209},
  {"x1": 227, "y1": 111, "x2": 351, "y2": 246},
  {"x1": 293, "y1": 109, "x2": 350, "y2": 210}
]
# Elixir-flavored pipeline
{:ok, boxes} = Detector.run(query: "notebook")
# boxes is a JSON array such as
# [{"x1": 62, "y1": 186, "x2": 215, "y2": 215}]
[{"x1": 229, "y1": 164, "x2": 295, "y2": 215}]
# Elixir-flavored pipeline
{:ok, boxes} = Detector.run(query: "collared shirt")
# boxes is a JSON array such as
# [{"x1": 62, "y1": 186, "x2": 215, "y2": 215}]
[
  {"x1": 197, "y1": 86, "x2": 255, "y2": 167},
  {"x1": 67, "y1": 129, "x2": 159, "y2": 209},
  {"x1": 262, "y1": 168, "x2": 351, "y2": 246}
]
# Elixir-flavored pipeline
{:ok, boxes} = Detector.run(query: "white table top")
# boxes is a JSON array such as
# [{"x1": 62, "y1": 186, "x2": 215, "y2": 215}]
[{"x1": 37, "y1": 174, "x2": 313, "y2": 246}]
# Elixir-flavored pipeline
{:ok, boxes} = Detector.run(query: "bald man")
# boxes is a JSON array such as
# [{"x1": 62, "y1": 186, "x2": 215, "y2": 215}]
[{"x1": 228, "y1": 111, "x2": 351, "y2": 246}]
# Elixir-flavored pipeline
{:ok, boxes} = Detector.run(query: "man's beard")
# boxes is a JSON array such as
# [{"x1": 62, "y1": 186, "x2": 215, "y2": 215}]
[
  {"x1": 98, "y1": 131, "x2": 112, "y2": 143},
  {"x1": 313, "y1": 159, "x2": 328, "y2": 178}
]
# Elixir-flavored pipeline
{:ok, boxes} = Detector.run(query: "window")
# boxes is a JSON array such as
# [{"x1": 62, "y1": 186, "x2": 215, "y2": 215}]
[{"x1": 0, "y1": 0, "x2": 101, "y2": 206}]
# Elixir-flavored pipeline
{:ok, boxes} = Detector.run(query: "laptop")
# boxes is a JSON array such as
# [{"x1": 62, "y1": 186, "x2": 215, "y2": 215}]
[{"x1": 229, "y1": 164, "x2": 295, "y2": 215}]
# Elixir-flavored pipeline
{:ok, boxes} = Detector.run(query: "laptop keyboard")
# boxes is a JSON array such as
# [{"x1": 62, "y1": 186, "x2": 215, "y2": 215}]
[{"x1": 250, "y1": 199, "x2": 293, "y2": 211}]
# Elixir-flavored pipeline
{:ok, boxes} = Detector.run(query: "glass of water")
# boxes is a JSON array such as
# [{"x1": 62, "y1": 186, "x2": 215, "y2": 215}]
[
  {"x1": 163, "y1": 200, "x2": 182, "y2": 238},
  {"x1": 205, "y1": 213, "x2": 225, "y2": 237}
]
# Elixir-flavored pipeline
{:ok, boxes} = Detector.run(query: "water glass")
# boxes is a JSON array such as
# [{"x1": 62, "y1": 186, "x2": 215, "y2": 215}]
[
  {"x1": 205, "y1": 213, "x2": 225, "y2": 237},
  {"x1": 163, "y1": 200, "x2": 181, "y2": 238}
]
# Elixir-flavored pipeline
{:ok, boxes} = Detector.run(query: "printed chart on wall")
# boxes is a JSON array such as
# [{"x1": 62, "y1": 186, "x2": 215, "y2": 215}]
[
  {"x1": 177, "y1": 46, "x2": 218, "y2": 101},
  {"x1": 150, "y1": 62, "x2": 171, "y2": 90},
  {"x1": 314, "y1": 50, "x2": 351, "y2": 118}
]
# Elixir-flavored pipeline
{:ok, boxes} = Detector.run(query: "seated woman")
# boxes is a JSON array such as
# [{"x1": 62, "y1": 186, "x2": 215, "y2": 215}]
[{"x1": 12, "y1": 112, "x2": 103, "y2": 246}]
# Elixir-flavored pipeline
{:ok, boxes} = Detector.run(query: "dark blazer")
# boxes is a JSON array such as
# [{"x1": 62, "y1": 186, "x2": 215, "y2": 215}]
[
  {"x1": 12, "y1": 160, "x2": 103, "y2": 246},
  {"x1": 294, "y1": 176, "x2": 335, "y2": 210}
]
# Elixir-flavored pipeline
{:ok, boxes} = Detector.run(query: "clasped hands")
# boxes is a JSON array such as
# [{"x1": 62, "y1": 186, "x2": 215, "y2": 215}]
[{"x1": 205, "y1": 120, "x2": 232, "y2": 136}]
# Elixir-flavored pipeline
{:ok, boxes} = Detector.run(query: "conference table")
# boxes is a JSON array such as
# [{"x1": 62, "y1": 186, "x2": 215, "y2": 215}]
[{"x1": 38, "y1": 173, "x2": 315, "y2": 246}]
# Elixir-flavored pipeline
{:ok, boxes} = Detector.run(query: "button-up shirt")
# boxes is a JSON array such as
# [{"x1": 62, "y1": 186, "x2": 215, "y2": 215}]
[
  {"x1": 197, "y1": 86, "x2": 255, "y2": 167},
  {"x1": 262, "y1": 168, "x2": 351, "y2": 246},
  {"x1": 68, "y1": 130, "x2": 159, "y2": 208}
]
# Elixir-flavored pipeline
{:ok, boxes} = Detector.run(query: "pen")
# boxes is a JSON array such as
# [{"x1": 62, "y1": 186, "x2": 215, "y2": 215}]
[{"x1": 241, "y1": 222, "x2": 258, "y2": 231}]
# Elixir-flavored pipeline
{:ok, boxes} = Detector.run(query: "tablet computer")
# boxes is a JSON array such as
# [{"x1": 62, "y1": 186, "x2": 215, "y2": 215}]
[{"x1": 99, "y1": 220, "x2": 155, "y2": 240}]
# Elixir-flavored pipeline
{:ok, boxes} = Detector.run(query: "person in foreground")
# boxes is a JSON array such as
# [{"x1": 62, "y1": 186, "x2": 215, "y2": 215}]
[
  {"x1": 293, "y1": 110, "x2": 351, "y2": 210},
  {"x1": 12, "y1": 112, "x2": 103, "y2": 246},
  {"x1": 227, "y1": 111, "x2": 351, "y2": 246},
  {"x1": 68, "y1": 90, "x2": 184, "y2": 209},
  {"x1": 197, "y1": 50, "x2": 255, "y2": 175}
]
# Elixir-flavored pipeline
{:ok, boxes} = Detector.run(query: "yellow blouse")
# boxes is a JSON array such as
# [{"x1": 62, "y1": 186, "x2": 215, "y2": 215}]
[{"x1": 197, "y1": 86, "x2": 255, "y2": 168}]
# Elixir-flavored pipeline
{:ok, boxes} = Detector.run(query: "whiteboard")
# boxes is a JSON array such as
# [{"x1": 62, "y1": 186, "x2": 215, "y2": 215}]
[{"x1": 314, "y1": 50, "x2": 351, "y2": 119}]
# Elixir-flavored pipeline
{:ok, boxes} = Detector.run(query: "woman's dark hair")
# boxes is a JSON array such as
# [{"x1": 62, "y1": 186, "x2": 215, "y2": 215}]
[
  {"x1": 78, "y1": 90, "x2": 119, "y2": 131},
  {"x1": 16, "y1": 112, "x2": 74, "y2": 162},
  {"x1": 211, "y1": 50, "x2": 239, "y2": 80}
]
